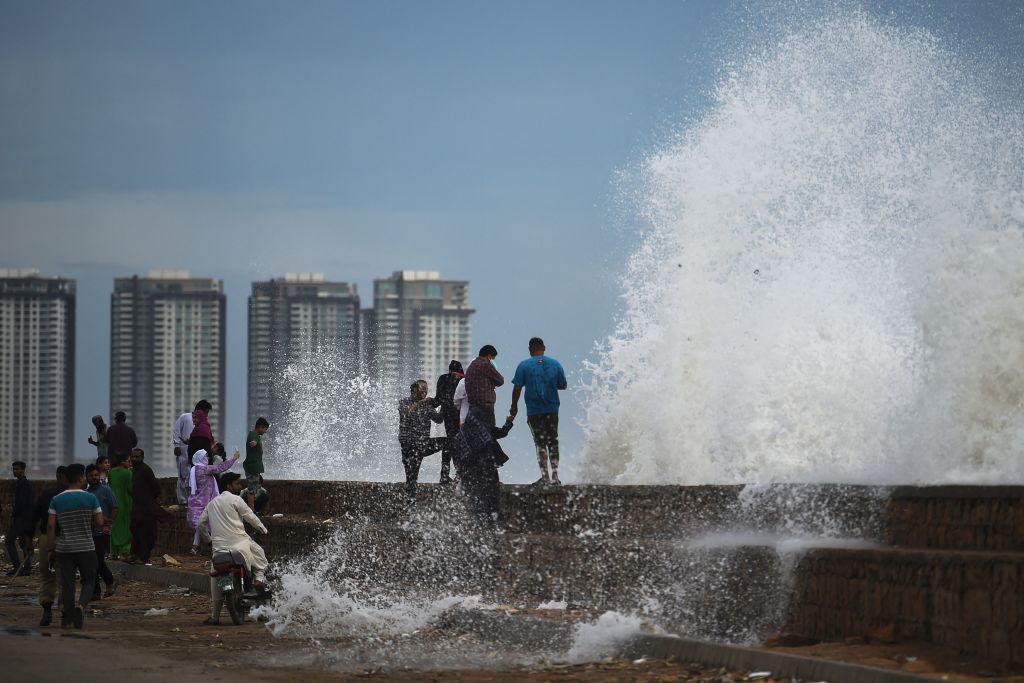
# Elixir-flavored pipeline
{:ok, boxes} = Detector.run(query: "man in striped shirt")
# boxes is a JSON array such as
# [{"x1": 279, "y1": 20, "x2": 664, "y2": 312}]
[{"x1": 46, "y1": 463, "x2": 102, "y2": 629}]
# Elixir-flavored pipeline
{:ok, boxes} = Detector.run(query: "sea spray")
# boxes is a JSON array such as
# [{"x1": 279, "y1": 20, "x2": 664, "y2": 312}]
[
  {"x1": 580, "y1": 10, "x2": 1024, "y2": 485},
  {"x1": 266, "y1": 345, "x2": 404, "y2": 481}
]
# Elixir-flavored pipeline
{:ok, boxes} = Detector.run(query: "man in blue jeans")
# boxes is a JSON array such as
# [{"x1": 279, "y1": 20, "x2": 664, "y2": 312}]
[{"x1": 510, "y1": 337, "x2": 568, "y2": 486}]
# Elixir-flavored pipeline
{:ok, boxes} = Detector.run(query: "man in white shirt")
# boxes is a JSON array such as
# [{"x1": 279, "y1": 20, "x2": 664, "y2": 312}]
[
  {"x1": 172, "y1": 400, "x2": 209, "y2": 504},
  {"x1": 198, "y1": 473, "x2": 269, "y2": 587}
]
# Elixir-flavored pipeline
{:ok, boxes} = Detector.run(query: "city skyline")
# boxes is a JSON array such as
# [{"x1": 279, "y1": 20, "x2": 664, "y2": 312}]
[{"x1": 0, "y1": 266, "x2": 478, "y2": 475}]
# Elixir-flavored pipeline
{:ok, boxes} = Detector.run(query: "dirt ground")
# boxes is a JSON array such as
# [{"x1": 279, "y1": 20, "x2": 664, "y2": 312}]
[{"x1": 0, "y1": 567, "x2": 1020, "y2": 683}]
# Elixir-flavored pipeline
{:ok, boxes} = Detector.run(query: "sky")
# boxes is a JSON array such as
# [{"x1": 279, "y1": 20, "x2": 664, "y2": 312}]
[{"x1": 2, "y1": 1, "x2": 1022, "y2": 482}]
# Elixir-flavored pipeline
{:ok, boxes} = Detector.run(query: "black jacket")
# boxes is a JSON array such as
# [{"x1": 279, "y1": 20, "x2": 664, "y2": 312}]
[
  {"x1": 435, "y1": 372, "x2": 464, "y2": 416},
  {"x1": 451, "y1": 411, "x2": 513, "y2": 476}
]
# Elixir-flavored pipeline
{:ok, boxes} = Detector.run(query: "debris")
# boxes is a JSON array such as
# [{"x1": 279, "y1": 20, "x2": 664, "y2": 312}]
[
  {"x1": 162, "y1": 554, "x2": 182, "y2": 567},
  {"x1": 272, "y1": 513, "x2": 284, "y2": 518},
  {"x1": 143, "y1": 608, "x2": 169, "y2": 616},
  {"x1": 747, "y1": 673, "x2": 772, "y2": 680},
  {"x1": 171, "y1": 627, "x2": 181, "y2": 632}
]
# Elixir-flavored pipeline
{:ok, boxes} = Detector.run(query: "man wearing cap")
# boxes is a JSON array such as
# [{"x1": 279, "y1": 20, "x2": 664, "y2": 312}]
[{"x1": 434, "y1": 360, "x2": 465, "y2": 485}]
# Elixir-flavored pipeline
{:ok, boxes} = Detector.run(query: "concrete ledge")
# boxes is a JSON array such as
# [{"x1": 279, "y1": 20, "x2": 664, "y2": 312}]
[
  {"x1": 109, "y1": 561, "x2": 211, "y2": 595},
  {"x1": 623, "y1": 635, "x2": 939, "y2": 683}
]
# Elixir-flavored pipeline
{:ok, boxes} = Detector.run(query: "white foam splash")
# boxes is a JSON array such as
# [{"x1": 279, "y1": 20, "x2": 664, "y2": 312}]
[
  {"x1": 580, "y1": 10, "x2": 1024, "y2": 485},
  {"x1": 266, "y1": 345, "x2": 404, "y2": 481},
  {"x1": 566, "y1": 611, "x2": 658, "y2": 663}
]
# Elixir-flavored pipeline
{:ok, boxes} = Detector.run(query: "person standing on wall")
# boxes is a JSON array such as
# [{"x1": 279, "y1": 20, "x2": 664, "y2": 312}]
[
  {"x1": 434, "y1": 360, "x2": 465, "y2": 485},
  {"x1": 398, "y1": 380, "x2": 446, "y2": 509},
  {"x1": 188, "y1": 404, "x2": 215, "y2": 458},
  {"x1": 5, "y1": 461, "x2": 34, "y2": 576},
  {"x1": 511, "y1": 337, "x2": 568, "y2": 486},
  {"x1": 465, "y1": 345, "x2": 504, "y2": 428},
  {"x1": 106, "y1": 411, "x2": 138, "y2": 467},
  {"x1": 173, "y1": 400, "x2": 210, "y2": 505},
  {"x1": 244, "y1": 418, "x2": 270, "y2": 511},
  {"x1": 87, "y1": 415, "x2": 108, "y2": 462}
]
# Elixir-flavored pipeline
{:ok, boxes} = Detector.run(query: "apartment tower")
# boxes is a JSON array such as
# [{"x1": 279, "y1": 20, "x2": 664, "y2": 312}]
[
  {"x1": 110, "y1": 271, "x2": 225, "y2": 473},
  {"x1": 370, "y1": 271, "x2": 473, "y2": 387},
  {"x1": 247, "y1": 273, "x2": 360, "y2": 427},
  {"x1": 0, "y1": 269, "x2": 75, "y2": 469}
]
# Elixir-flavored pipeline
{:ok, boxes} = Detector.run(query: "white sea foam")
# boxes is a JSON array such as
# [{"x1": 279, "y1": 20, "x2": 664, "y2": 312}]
[
  {"x1": 580, "y1": 10, "x2": 1024, "y2": 485},
  {"x1": 565, "y1": 611, "x2": 659, "y2": 663}
]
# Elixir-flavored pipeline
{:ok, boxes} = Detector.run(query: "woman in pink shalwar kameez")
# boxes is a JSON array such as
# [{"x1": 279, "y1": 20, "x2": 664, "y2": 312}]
[{"x1": 187, "y1": 448, "x2": 239, "y2": 553}]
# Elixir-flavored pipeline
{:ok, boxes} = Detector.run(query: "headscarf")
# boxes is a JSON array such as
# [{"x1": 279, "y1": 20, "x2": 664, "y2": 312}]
[
  {"x1": 188, "y1": 449, "x2": 208, "y2": 495},
  {"x1": 190, "y1": 409, "x2": 214, "y2": 443}
]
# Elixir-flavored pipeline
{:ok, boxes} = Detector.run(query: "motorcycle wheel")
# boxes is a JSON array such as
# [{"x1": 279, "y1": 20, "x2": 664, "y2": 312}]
[{"x1": 226, "y1": 574, "x2": 246, "y2": 625}]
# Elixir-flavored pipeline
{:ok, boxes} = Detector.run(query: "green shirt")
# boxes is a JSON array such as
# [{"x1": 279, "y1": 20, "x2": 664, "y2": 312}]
[{"x1": 244, "y1": 430, "x2": 264, "y2": 474}]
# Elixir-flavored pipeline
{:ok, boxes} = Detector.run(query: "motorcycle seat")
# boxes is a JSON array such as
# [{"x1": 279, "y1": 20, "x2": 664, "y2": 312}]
[{"x1": 211, "y1": 549, "x2": 249, "y2": 569}]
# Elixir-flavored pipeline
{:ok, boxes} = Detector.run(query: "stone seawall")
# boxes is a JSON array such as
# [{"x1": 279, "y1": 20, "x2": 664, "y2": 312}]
[
  {"x1": 886, "y1": 486, "x2": 1024, "y2": 552},
  {"x1": 788, "y1": 547, "x2": 1024, "y2": 664},
  {"x1": 2, "y1": 478, "x2": 1021, "y2": 665}
]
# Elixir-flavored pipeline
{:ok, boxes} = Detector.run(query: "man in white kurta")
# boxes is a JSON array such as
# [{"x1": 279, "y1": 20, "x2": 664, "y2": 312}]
[
  {"x1": 171, "y1": 410, "x2": 195, "y2": 504},
  {"x1": 198, "y1": 475, "x2": 269, "y2": 584}
]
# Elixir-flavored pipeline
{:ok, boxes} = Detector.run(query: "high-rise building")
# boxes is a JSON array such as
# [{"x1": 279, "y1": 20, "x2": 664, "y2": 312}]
[
  {"x1": 247, "y1": 273, "x2": 360, "y2": 427},
  {"x1": 0, "y1": 269, "x2": 75, "y2": 470},
  {"x1": 370, "y1": 271, "x2": 473, "y2": 386},
  {"x1": 110, "y1": 270, "x2": 225, "y2": 473}
]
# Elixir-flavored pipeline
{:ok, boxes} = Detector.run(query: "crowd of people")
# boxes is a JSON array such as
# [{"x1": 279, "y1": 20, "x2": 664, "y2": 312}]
[
  {"x1": 2, "y1": 400, "x2": 272, "y2": 629},
  {"x1": 2, "y1": 335, "x2": 566, "y2": 627},
  {"x1": 398, "y1": 336, "x2": 567, "y2": 525}
]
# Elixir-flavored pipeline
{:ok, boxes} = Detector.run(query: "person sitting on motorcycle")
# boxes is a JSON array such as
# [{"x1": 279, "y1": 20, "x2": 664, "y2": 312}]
[{"x1": 198, "y1": 473, "x2": 270, "y2": 603}]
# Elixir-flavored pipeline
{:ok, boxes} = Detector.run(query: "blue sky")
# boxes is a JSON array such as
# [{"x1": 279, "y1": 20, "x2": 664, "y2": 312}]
[{"x1": 2, "y1": 1, "x2": 1021, "y2": 481}]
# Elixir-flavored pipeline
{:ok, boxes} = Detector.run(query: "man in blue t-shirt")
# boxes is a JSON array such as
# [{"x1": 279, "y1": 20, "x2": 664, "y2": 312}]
[{"x1": 510, "y1": 337, "x2": 568, "y2": 486}]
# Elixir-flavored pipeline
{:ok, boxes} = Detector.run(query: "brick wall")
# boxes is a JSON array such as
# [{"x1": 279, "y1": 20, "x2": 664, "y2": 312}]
[
  {"x1": 886, "y1": 486, "x2": 1024, "y2": 552},
  {"x1": 787, "y1": 547, "x2": 1024, "y2": 664}
]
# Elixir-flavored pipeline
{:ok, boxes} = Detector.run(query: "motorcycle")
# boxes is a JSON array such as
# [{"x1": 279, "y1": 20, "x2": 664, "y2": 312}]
[{"x1": 209, "y1": 549, "x2": 272, "y2": 625}]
